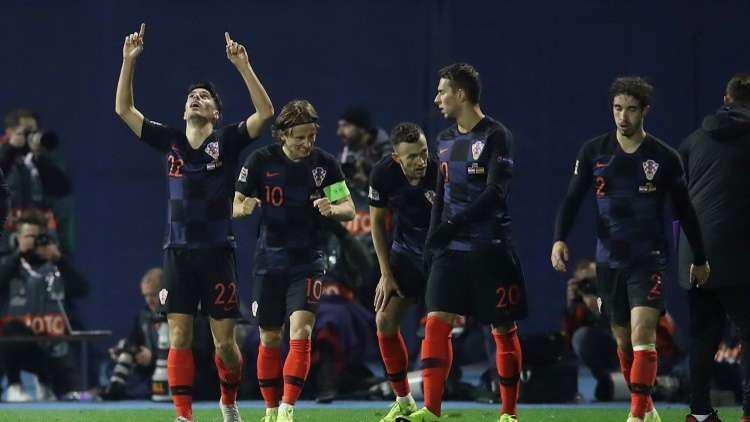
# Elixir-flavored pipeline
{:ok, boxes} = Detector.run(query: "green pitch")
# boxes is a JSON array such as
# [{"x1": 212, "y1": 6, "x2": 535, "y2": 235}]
[{"x1": 0, "y1": 407, "x2": 742, "y2": 422}]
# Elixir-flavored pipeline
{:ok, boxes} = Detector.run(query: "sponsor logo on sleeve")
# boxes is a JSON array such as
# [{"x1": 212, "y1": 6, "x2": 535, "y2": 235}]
[
  {"x1": 573, "y1": 160, "x2": 580, "y2": 175},
  {"x1": 238, "y1": 167, "x2": 248, "y2": 182},
  {"x1": 368, "y1": 186, "x2": 380, "y2": 201}
]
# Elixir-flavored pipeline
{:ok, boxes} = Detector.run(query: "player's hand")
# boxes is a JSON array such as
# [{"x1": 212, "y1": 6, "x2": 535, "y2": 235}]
[
  {"x1": 551, "y1": 241, "x2": 570, "y2": 272},
  {"x1": 690, "y1": 261, "x2": 711, "y2": 287},
  {"x1": 425, "y1": 221, "x2": 458, "y2": 250},
  {"x1": 135, "y1": 346, "x2": 153, "y2": 366},
  {"x1": 374, "y1": 272, "x2": 403, "y2": 312},
  {"x1": 233, "y1": 197, "x2": 261, "y2": 218},
  {"x1": 225, "y1": 32, "x2": 249, "y2": 67},
  {"x1": 314, "y1": 197, "x2": 334, "y2": 217},
  {"x1": 123, "y1": 23, "x2": 146, "y2": 61}
]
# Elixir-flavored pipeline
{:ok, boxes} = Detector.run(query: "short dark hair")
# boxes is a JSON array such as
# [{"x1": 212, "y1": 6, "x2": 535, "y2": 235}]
[
  {"x1": 16, "y1": 214, "x2": 46, "y2": 232},
  {"x1": 186, "y1": 81, "x2": 223, "y2": 116},
  {"x1": 390, "y1": 122, "x2": 424, "y2": 147},
  {"x1": 272, "y1": 99, "x2": 320, "y2": 140},
  {"x1": 726, "y1": 73, "x2": 750, "y2": 105},
  {"x1": 340, "y1": 106, "x2": 373, "y2": 131},
  {"x1": 574, "y1": 258, "x2": 595, "y2": 273},
  {"x1": 608, "y1": 76, "x2": 654, "y2": 108},
  {"x1": 4, "y1": 108, "x2": 38, "y2": 130},
  {"x1": 438, "y1": 63, "x2": 482, "y2": 104}
]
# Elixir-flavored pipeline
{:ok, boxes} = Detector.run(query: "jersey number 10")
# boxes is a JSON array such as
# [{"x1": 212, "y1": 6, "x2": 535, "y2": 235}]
[{"x1": 265, "y1": 186, "x2": 284, "y2": 206}]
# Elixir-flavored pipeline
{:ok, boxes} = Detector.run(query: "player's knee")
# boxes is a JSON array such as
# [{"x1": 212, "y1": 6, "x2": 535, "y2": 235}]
[
  {"x1": 630, "y1": 322, "x2": 656, "y2": 346},
  {"x1": 289, "y1": 323, "x2": 313, "y2": 340},
  {"x1": 376, "y1": 311, "x2": 398, "y2": 334},
  {"x1": 169, "y1": 325, "x2": 193, "y2": 349},
  {"x1": 259, "y1": 328, "x2": 282, "y2": 348},
  {"x1": 427, "y1": 311, "x2": 455, "y2": 325}
]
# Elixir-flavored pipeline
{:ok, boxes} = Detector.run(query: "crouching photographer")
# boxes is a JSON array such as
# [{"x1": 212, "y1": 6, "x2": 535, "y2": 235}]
[
  {"x1": 101, "y1": 268, "x2": 167, "y2": 401},
  {"x1": 0, "y1": 214, "x2": 89, "y2": 401}
]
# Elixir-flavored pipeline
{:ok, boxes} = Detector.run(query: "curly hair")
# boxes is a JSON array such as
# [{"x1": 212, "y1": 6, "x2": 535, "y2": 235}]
[
  {"x1": 271, "y1": 99, "x2": 320, "y2": 140},
  {"x1": 727, "y1": 73, "x2": 750, "y2": 104},
  {"x1": 438, "y1": 63, "x2": 482, "y2": 104},
  {"x1": 390, "y1": 122, "x2": 424, "y2": 147},
  {"x1": 608, "y1": 76, "x2": 654, "y2": 108}
]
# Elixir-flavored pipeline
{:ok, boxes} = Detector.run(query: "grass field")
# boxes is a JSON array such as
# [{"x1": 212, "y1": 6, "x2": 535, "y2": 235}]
[{"x1": 0, "y1": 407, "x2": 742, "y2": 422}]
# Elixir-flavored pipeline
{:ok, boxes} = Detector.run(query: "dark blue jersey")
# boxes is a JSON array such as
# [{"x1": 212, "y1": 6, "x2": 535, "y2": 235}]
[
  {"x1": 554, "y1": 132, "x2": 706, "y2": 268},
  {"x1": 140, "y1": 119, "x2": 255, "y2": 249},
  {"x1": 431, "y1": 116, "x2": 515, "y2": 251},
  {"x1": 368, "y1": 156, "x2": 438, "y2": 256},
  {"x1": 235, "y1": 145, "x2": 346, "y2": 274}
]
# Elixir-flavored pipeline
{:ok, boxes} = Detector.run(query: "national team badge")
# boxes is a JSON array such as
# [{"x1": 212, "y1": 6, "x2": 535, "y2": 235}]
[
  {"x1": 643, "y1": 159, "x2": 659, "y2": 181},
  {"x1": 471, "y1": 140, "x2": 485, "y2": 160},
  {"x1": 159, "y1": 289, "x2": 168, "y2": 305},
  {"x1": 424, "y1": 190, "x2": 436, "y2": 205},
  {"x1": 312, "y1": 167, "x2": 327, "y2": 187},
  {"x1": 204, "y1": 141, "x2": 220, "y2": 160}
]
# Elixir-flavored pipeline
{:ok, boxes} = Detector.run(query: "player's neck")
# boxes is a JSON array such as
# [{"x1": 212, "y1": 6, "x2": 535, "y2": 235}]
[
  {"x1": 282, "y1": 144, "x2": 303, "y2": 162},
  {"x1": 455, "y1": 105, "x2": 484, "y2": 134},
  {"x1": 185, "y1": 120, "x2": 214, "y2": 148},
  {"x1": 615, "y1": 128, "x2": 647, "y2": 154}
]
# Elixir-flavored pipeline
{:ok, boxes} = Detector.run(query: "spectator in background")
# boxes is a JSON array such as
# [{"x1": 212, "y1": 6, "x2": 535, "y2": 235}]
[
  {"x1": 0, "y1": 214, "x2": 89, "y2": 401},
  {"x1": 565, "y1": 258, "x2": 682, "y2": 402},
  {"x1": 336, "y1": 106, "x2": 392, "y2": 305},
  {"x1": 0, "y1": 109, "x2": 72, "y2": 253},
  {"x1": 101, "y1": 268, "x2": 163, "y2": 400},
  {"x1": 679, "y1": 73, "x2": 750, "y2": 422}
]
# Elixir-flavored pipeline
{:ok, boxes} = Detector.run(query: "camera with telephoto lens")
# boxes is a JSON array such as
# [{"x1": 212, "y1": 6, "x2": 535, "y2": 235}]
[
  {"x1": 34, "y1": 233, "x2": 52, "y2": 248},
  {"x1": 577, "y1": 277, "x2": 597, "y2": 295}
]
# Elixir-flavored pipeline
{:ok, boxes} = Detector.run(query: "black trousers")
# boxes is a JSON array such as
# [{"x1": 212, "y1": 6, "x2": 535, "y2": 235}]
[{"x1": 688, "y1": 285, "x2": 750, "y2": 416}]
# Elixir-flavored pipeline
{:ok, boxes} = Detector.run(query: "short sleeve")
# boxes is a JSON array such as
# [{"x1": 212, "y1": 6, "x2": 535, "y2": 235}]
[
  {"x1": 220, "y1": 121, "x2": 255, "y2": 155},
  {"x1": 235, "y1": 151, "x2": 261, "y2": 197},
  {"x1": 368, "y1": 163, "x2": 389, "y2": 208},
  {"x1": 140, "y1": 119, "x2": 176, "y2": 153}
]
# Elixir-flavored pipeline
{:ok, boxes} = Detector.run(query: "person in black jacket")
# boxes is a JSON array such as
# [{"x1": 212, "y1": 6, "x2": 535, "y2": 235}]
[
  {"x1": 679, "y1": 73, "x2": 750, "y2": 422},
  {"x1": 0, "y1": 214, "x2": 89, "y2": 400}
]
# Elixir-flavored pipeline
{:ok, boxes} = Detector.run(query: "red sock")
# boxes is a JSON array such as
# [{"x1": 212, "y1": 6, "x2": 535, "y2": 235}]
[
  {"x1": 167, "y1": 348, "x2": 194, "y2": 420},
  {"x1": 494, "y1": 327, "x2": 522, "y2": 416},
  {"x1": 617, "y1": 348, "x2": 633, "y2": 385},
  {"x1": 215, "y1": 353, "x2": 243, "y2": 405},
  {"x1": 420, "y1": 316, "x2": 452, "y2": 417},
  {"x1": 630, "y1": 348, "x2": 657, "y2": 418},
  {"x1": 258, "y1": 346, "x2": 282, "y2": 408},
  {"x1": 282, "y1": 339, "x2": 311, "y2": 405},
  {"x1": 378, "y1": 331, "x2": 410, "y2": 397}
]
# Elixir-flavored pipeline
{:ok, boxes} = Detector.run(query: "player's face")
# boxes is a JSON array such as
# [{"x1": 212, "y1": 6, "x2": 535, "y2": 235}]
[
  {"x1": 183, "y1": 88, "x2": 219, "y2": 123},
  {"x1": 282, "y1": 123, "x2": 318, "y2": 160},
  {"x1": 336, "y1": 120, "x2": 364, "y2": 146},
  {"x1": 434, "y1": 78, "x2": 460, "y2": 119},
  {"x1": 141, "y1": 281, "x2": 159, "y2": 312},
  {"x1": 393, "y1": 135, "x2": 429, "y2": 180},
  {"x1": 16, "y1": 223, "x2": 42, "y2": 253},
  {"x1": 612, "y1": 94, "x2": 648, "y2": 137}
]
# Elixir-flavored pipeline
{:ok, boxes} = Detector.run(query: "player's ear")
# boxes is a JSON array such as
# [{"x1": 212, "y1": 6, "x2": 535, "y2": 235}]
[{"x1": 642, "y1": 105, "x2": 651, "y2": 117}]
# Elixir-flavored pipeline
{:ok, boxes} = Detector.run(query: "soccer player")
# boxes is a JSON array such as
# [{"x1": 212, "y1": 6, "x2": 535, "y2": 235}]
[
  {"x1": 369, "y1": 122, "x2": 438, "y2": 421},
  {"x1": 398, "y1": 63, "x2": 527, "y2": 422},
  {"x1": 550, "y1": 77, "x2": 710, "y2": 422},
  {"x1": 115, "y1": 24, "x2": 274, "y2": 422},
  {"x1": 233, "y1": 100, "x2": 355, "y2": 422}
]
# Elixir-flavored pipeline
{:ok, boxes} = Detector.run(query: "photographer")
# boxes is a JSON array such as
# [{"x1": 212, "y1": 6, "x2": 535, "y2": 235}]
[
  {"x1": 0, "y1": 214, "x2": 89, "y2": 400},
  {"x1": 0, "y1": 109, "x2": 71, "y2": 251},
  {"x1": 101, "y1": 268, "x2": 163, "y2": 400},
  {"x1": 564, "y1": 259, "x2": 619, "y2": 401}
]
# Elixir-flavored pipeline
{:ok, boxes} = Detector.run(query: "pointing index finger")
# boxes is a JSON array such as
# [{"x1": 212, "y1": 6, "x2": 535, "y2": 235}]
[
  {"x1": 139, "y1": 23, "x2": 146, "y2": 38},
  {"x1": 224, "y1": 32, "x2": 232, "y2": 45}
]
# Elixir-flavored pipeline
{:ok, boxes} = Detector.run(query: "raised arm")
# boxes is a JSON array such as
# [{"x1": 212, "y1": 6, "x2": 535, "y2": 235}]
[
  {"x1": 225, "y1": 32, "x2": 274, "y2": 139},
  {"x1": 115, "y1": 23, "x2": 146, "y2": 137}
]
